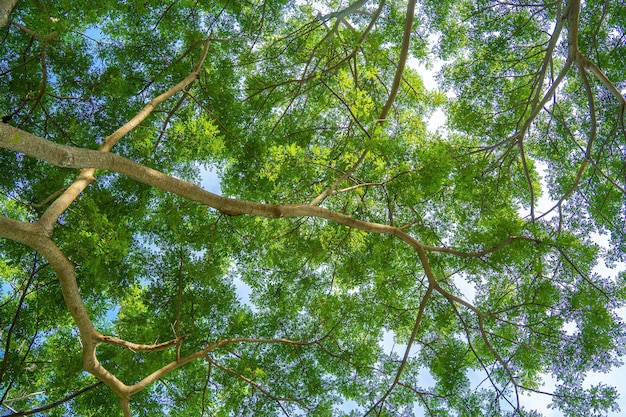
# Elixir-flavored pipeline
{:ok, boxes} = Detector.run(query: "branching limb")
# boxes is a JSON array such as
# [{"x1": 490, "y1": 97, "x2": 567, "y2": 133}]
[
  {"x1": 538, "y1": 54, "x2": 598, "y2": 219},
  {"x1": 98, "y1": 335, "x2": 185, "y2": 353},
  {"x1": 0, "y1": 216, "x2": 130, "y2": 404},
  {"x1": 207, "y1": 358, "x2": 307, "y2": 407},
  {"x1": 128, "y1": 337, "x2": 313, "y2": 395},
  {"x1": 5, "y1": 382, "x2": 103, "y2": 417},
  {"x1": 0, "y1": 0, "x2": 17, "y2": 27},
  {"x1": 37, "y1": 38, "x2": 211, "y2": 233},
  {"x1": 582, "y1": 57, "x2": 626, "y2": 105},
  {"x1": 310, "y1": 0, "x2": 415, "y2": 206}
]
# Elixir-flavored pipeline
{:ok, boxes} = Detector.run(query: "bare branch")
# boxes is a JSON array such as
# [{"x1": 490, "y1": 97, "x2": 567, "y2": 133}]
[
  {"x1": 0, "y1": 0, "x2": 18, "y2": 27},
  {"x1": 365, "y1": 283, "x2": 434, "y2": 415},
  {"x1": 128, "y1": 337, "x2": 313, "y2": 395},
  {"x1": 207, "y1": 358, "x2": 306, "y2": 407},
  {"x1": 98, "y1": 335, "x2": 185, "y2": 353},
  {"x1": 5, "y1": 382, "x2": 103, "y2": 417},
  {"x1": 36, "y1": 39, "x2": 211, "y2": 232}
]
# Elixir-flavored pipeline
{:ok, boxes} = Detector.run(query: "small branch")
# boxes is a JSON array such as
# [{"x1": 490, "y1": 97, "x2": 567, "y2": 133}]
[
  {"x1": 98, "y1": 335, "x2": 185, "y2": 353},
  {"x1": 36, "y1": 38, "x2": 211, "y2": 233},
  {"x1": 207, "y1": 358, "x2": 306, "y2": 406},
  {"x1": 477, "y1": 315, "x2": 521, "y2": 411},
  {"x1": 5, "y1": 382, "x2": 103, "y2": 417},
  {"x1": 538, "y1": 58, "x2": 597, "y2": 220},
  {"x1": 450, "y1": 302, "x2": 516, "y2": 411},
  {"x1": 421, "y1": 235, "x2": 540, "y2": 258},
  {"x1": 309, "y1": 147, "x2": 368, "y2": 205},
  {"x1": 0, "y1": 254, "x2": 38, "y2": 382},
  {"x1": 365, "y1": 283, "x2": 434, "y2": 415},
  {"x1": 201, "y1": 362, "x2": 211, "y2": 415},
  {"x1": 175, "y1": 249, "x2": 184, "y2": 360},
  {"x1": 29, "y1": 187, "x2": 67, "y2": 209},
  {"x1": 128, "y1": 337, "x2": 313, "y2": 395}
]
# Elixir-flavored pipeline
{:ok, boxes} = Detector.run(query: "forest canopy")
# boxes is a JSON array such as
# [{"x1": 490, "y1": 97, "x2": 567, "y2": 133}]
[{"x1": 1, "y1": 0, "x2": 625, "y2": 416}]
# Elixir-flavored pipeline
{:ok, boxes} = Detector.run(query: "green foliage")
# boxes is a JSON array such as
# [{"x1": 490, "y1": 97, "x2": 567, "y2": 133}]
[{"x1": 1, "y1": 0, "x2": 625, "y2": 416}]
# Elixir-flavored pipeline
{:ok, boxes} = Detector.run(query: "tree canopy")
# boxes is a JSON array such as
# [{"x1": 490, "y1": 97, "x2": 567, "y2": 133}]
[{"x1": 1, "y1": 0, "x2": 625, "y2": 415}]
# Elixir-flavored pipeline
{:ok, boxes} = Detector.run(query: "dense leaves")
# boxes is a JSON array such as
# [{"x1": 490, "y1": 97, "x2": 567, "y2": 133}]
[{"x1": 1, "y1": 0, "x2": 625, "y2": 416}]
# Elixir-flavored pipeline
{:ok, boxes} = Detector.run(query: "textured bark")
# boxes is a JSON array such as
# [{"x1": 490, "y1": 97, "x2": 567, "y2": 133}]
[{"x1": 0, "y1": 0, "x2": 18, "y2": 27}]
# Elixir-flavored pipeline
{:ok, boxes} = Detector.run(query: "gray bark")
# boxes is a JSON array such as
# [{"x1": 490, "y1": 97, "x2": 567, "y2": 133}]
[{"x1": 0, "y1": 0, "x2": 18, "y2": 27}]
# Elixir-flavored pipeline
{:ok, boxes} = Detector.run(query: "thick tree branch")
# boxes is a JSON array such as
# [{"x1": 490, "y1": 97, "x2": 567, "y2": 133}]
[
  {"x1": 207, "y1": 358, "x2": 306, "y2": 406},
  {"x1": 0, "y1": 0, "x2": 17, "y2": 27},
  {"x1": 365, "y1": 283, "x2": 434, "y2": 416},
  {"x1": 1, "y1": 122, "x2": 531, "y2": 266},
  {"x1": 37, "y1": 39, "x2": 211, "y2": 233},
  {"x1": 0, "y1": 216, "x2": 130, "y2": 395}
]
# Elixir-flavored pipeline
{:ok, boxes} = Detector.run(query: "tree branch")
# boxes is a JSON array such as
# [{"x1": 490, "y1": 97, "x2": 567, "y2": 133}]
[
  {"x1": 36, "y1": 39, "x2": 211, "y2": 233},
  {"x1": 0, "y1": 254, "x2": 39, "y2": 383},
  {"x1": 365, "y1": 283, "x2": 434, "y2": 415},
  {"x1": 310, "y1": 0, "x2": 415, "y2": 206},
  {"x1": 5, "y1": 382, "x2": 103, "y2": 417},
  {"x1": 98, "y1": 335, "x2": 185, "y2": 353},
  {"x1": 207, "y1": 358, "x2": 306, "y2": 407},
  {"x1": 0, "y1": 0, "x2": 17, "y2": 27},
  {"x1": 128, "y1": 337, "x2": 312, "y2": 395}
]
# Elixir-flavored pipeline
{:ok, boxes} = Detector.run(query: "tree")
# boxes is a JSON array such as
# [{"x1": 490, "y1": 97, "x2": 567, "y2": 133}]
[{"x1": 0, "y1": 0, "x2": 625, "y2": 415}]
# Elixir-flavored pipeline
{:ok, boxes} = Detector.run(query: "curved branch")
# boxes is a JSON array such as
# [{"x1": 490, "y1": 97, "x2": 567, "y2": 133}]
[
  {"x1": 378, "y1": 0, "x2": 416, "y2": 122},
  {"x1": 0, "y1": 122, "x2": 535, "y2": 415},
  {"x1": 5, "y1": 382, "x2": 103, "y2": 417},
  {"x1": 0, "y1": 0, "x2": 18, "y2": 27},
  {"x1": 310, "y1": 0, "x2": 415, "y2": 206},
  {"x1": 207, "y1": 358, "x2": 306, "y2": 407},
  {"x1": 128, "y1": 337, "x2": 313, "y2": 395},
  {"x1": 365, "y1": 283, "x2": 434, "y2": 416},
  {"x1": 37, "y1": 39, "x2": 211, "y2": 233},
  {"x1": 98, "y1": 335, "x2": 185, "y2": 353},
  {"x1": 1, "y1": 123, "x2": 420, "y2": 247}
]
